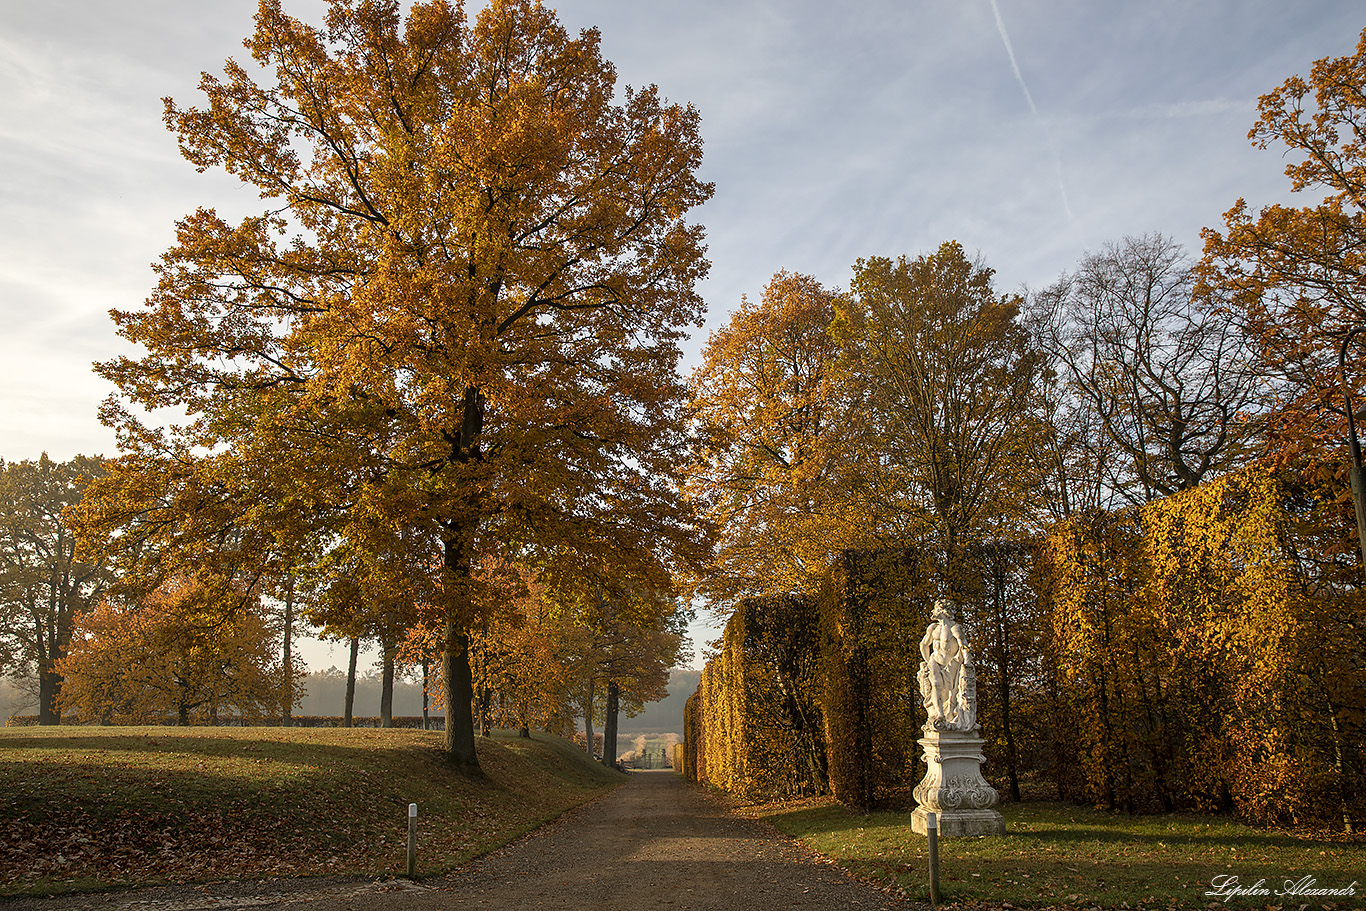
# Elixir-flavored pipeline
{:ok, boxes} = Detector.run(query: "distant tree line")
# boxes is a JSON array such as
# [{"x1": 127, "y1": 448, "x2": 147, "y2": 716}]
[{"x1": 0, "y1": 457, "x2": 683, "y2": 766}]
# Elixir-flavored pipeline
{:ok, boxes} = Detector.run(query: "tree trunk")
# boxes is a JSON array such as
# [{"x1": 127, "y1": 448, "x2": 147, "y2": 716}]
[
  {"x1": 380, "y1": 638, "x2": 396, "y2": 728},
  {"x1": 989, "y1": 566, "x2": 1021, "y2": 803},
  {"x1": 421, "y1": 658, "x2": 431, "y2": 731},
  {"x1": 440, "y1": 511, "x2": 482, "y2": 771},
  {"x1": 281, "y1": 574, "x2": 295, "y2": 726},
  {"x1": 583, "y1": 678, "x2": 596, "y2": 756},
  {"x1": 442, "y1": 620, "x2": 480, "y2": 771},
  {"x1": 38, "y1": 667, "x2": 60, "y2": 726},
  {"x1": 344, "y1": 636, "x2": 359, "y2": 728},
  {"x1": 37, "y1": 589, "x2": 62, "y2": 725},
  {"x1": 602, "y1": 679, "x2": 619, "y2": 769},
  {"x1": 1324, "y1": 685, "x2": 1356, "y2": 834},
  {"x1": 997, "y1": 659, "x2": 1021, "y2": 803}
]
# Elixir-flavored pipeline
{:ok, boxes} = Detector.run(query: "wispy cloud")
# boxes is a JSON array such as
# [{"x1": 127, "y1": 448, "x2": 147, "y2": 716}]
[
  {"x1": 1125, "y1": 99, "x2": 1253, "y2": 120},
  {"x1": 988, "y1": 0, "x2": 1074, "y2": 220}
]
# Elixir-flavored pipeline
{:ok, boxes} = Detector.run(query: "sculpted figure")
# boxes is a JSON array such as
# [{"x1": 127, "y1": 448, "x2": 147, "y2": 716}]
[
  {"x1": 911, "y1": 598, "x2": 1003, "y2": 835},
  {"x1": 918, "y1": 599, "x2": 975, "y2": 730}
]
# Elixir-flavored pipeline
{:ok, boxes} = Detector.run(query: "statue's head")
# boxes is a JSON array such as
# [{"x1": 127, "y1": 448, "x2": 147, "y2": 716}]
[{"x1": 931, "y1": 598, "x2": 955, "y2": 620}]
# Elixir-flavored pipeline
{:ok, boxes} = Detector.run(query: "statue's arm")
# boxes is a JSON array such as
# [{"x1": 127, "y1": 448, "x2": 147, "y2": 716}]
[{"x1": 952, "y1": 624, "x2": 972, "y2": 665}]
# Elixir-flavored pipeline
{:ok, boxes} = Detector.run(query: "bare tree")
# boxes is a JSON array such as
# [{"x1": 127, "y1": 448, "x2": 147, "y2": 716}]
[{"x1": 1034, "y1": 234, "x2": 1264, "y2": 505}]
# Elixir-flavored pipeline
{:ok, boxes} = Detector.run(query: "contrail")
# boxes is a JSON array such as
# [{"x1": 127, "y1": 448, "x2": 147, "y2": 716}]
[{"x1": 988, "y1": 0, "x2": 1074, "y2": 220}]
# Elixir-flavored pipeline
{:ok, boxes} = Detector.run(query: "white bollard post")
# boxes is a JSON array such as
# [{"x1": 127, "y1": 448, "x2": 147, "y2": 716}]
[
  {"x1": 927, "y1": 810, "x2": 940, "y2": 906},
  {"x1": 407, "y1": 803, "x2": 417, "y2": 877}
]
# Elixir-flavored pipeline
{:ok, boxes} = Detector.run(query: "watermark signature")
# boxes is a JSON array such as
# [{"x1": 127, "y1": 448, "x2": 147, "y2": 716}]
[{"x1": 1206, "y1": 873, "x2": 1358, "y2": 903}]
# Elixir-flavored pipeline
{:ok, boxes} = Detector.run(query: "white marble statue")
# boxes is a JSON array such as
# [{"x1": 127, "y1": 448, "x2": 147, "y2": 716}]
[
  {"x1": 910, "y1": 598, "x2": 1004, "y2": 836},
  {"x1": 917, "y1": 599, "x2": 976, "y2": 732}
]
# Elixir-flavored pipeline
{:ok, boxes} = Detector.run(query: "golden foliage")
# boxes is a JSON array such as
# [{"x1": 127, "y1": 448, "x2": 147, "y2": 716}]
[
  {"x1": 683, "y1": 595, "x2": 826, "y2": 799},
  {"x1": 1040, "y1": 460, "x2": 1365, "y2": 828},
  {"x1": 816, "y1": 549, "x2": 936, "y2": 810},
  {"x1": 56, "y1": 576, "x2": 293, "y2": 725},
  {"x1": 1199, "y1": 28, "x2": 1366, "y2": 469},
  {"x1": 836, "y1": 242, "x2": 1050, "y2": 588},
  {"x1": 686, "y1": 271, "x2": 865, "y2": 605},
  {"x1": 686, "y1": 246, "x2": 1049, "y2": 614}
]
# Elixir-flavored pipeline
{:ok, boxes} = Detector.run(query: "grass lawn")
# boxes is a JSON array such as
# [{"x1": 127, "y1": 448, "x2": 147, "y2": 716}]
[
  {"x1": 0, "y1": 726, "x2": 622, "y2": 897},
  {"x1": 744, "y1": 797, "x2": 1365, "y2": 909}
]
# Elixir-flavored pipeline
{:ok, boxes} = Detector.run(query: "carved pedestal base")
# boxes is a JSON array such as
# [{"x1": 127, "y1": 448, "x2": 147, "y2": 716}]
[{"x1": 910, "y1": 729, "x2": 1006, "y2": 837}]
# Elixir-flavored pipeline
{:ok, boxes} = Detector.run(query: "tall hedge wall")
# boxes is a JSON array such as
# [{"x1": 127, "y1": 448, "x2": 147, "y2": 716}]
[
  {"x1": 817, "y1": 548, "x2": 937, "y2": 811},
  {"x1": 682, "y1": 690, "x2": 701, "y2": 783},
  {"x1": 681, "y1": 461, "x2": 1364, "y2": 831},
  {"x1": 1039, "y1": 461, "x2": 1366, "y2": 827},
  {"x1": 734, "y1": 593, "x2": 827, "y2": 797},
  {"x1": 682, "y1": 594, "x2": 826, "y2": 799}
]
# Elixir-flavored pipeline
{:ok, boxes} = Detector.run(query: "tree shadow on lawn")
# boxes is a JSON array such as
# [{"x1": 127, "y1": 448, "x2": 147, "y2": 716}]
[
  {"x1": 761, "y1": 798, "x2": 1335, "y2": 852},
  {"x1": 1005, "y1": 823, "x2": 1308, "y2": 851}
]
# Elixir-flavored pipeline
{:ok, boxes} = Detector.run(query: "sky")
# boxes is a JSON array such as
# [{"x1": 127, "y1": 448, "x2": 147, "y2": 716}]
[{"x1": 1, "y1": 1, "x2": 1362, "y2": 668}]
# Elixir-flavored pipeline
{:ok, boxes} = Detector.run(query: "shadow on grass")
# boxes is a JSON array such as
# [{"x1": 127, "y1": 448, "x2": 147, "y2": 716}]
[
  {"x1": 1006, "y1": 825, "x2": 1309, "y2": 850},
  {"x1": 1, "y1": 728, "x2": 620, "y2": 785},
  {"x1": 760, "y1": 797, "x2": 1353, "y2": 853}
]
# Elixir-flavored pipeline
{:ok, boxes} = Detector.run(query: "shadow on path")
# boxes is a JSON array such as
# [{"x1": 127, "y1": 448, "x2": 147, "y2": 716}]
[{"x1": 440, "y1": 770, "x2": 908, "y2": 910}]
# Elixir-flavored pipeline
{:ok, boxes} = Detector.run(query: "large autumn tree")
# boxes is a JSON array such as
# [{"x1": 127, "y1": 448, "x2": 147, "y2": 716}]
[
  {"x1": 84, "y1": 0, "x2": 711, "y2": 769},
  {"x1": 835, "y1": 242, "x2": 1049, "y2": 595},
  {"x1": 686, "y1": 272, "x2": 867, "y2": 606}
]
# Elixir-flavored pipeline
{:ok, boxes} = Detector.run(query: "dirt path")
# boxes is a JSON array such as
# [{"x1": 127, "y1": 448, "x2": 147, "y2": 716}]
[{"x1": 6, "y1": 771, "x2": 910, "y2": 911}]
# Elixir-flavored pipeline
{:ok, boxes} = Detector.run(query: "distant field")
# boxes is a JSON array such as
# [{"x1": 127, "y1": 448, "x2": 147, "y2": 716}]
[
  {"x1": 0, "y1": 727, "x2": 623, "y2": 897},
  {"x1": 746, "y1": 796, "x2": 1366, "y2": 909}
]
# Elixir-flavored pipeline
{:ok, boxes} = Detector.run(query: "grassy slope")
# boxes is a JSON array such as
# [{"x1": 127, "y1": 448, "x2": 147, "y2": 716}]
[
  {"x1": 745, "y1": 797, "x2": 1365, "y2": 909},
  {"x1": 0, "y1": 727, "x2": 622, "y2": 896}
]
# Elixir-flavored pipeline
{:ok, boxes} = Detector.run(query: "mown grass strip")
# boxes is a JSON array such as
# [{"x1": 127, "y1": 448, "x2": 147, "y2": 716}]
[{"x1": 744, "y1": 797, "x2": 1365, "y2": 909}]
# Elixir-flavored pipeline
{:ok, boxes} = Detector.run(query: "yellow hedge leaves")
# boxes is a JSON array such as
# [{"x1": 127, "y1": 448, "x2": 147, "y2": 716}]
[{"x1": 1042, "y1": 459, "x2": 1364, "y2": 827}]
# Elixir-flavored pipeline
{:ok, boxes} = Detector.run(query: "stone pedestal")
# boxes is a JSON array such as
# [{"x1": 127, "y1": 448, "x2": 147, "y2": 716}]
[{"x1": 910, "y1": 728, "x2": 1006, "y2": 837}]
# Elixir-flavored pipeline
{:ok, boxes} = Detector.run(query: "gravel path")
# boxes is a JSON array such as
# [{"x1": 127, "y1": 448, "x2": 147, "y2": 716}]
[
  {"x1": 442, "y1": 769, "x2": 907, "y2": 911},
  {"x1": 6, "y1": 771, "x2": 910, "y2": 911}
]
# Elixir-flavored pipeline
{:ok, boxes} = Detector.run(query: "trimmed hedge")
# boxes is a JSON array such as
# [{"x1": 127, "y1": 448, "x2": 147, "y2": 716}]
[
  {"x1": 818, "y1": 548, "x2": 936, "y2": 810},
  {"x1": 684, "y1": 546, "x2": 1022, "y2": 812},
  {"x1": 1039, "y1": 461, "x2": 1366, "y2": 826},
  {"x1": 683, "y1": 463, "x2": 1366, "y2": 831},
  {"x1": 684, "y1": 594, "x2": 827, "y2": 799}
]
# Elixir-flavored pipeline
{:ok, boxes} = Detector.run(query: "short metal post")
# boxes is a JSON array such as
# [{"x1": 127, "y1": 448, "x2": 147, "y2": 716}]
[
  {"x1": 407, "y1": 803, "x2": 417, "y2": 877},
  {"x1": 927, "y1": 811, "x2": 940, "y2": 906}
]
